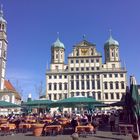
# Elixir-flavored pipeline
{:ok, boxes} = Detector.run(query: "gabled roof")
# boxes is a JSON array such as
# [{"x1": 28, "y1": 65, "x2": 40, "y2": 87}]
[
  {"x1": 4, "y1": 80, "x2": 16, "y2": 91},
  {"x1": 74, "y1": 40, "x2": 96, "y2": 47},
  {"x1": 2, "y1": 80, "x2": 21, "y2": 100}
]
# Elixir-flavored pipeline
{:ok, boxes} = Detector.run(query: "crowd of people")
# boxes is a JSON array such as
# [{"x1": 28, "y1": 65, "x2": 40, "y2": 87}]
[{"x1": 0, "y1": 109, "x2": 126, "y2": 135}]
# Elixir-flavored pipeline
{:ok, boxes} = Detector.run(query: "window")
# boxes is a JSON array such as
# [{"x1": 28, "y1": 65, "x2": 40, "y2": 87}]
[
  {"x1": 71, "y1": 68, "x2": 74, "y2": 71},
  {"x1": 86, "y1": 67, "x2": 89, "y2": 71},
  {"x1": 64, "y1": 94, "x2": 67, "y2": 99},
  {"x1": 116, "y1": 93, "x2": 120, "y2": 99},
  {"x1": 64, "y1": 83, "x2": 67, "y2": 90},
  {"x1": 97, "y1": 92, "x2": 101, "y2": 100},
  {"x1": 92, "y1": 74, "x2": 94, "y2": 79},
  {"x1": 54, "y1": 75, "x2": 57, "y2": 79},
  {"x1": 64, "y1": 75, "x2": 67, "y2": 79},
  {"x1": 76, "y1": 81, "x2": 79, "y2": 90},
  {"x1": 97, "y1": 80, "x2": 100, "y2": 89},
  {"x1": 96, "y1": 59, "x2": 99, "y2": 62},
  {"x1": 104, "y1": 74, "x2": 107, "y2": 78},
  {"x1": 112, "y1": 52, "x2": 114, "y2": 57},
  {"x1": 71, "y1": 81, "x2": 74, "y2": 90},
  {"x1": 71, "y1": 60, "x2": 74, "y2": 63},
  {"x1": 92, "y1": 92, "x2": 95, "y2": 99},
  {"x1": 71, "y1": 75, "x2": 74, "y2": 79},
  {"x1": 86, "y1": 59, "x2": 89, "y2": 63},
  {"x1": 49, "y1": 75, "x2": 52, "y2": 79},
  {"x1": 49, "y1": 83, "x2": 52, "y2": 90},
  {"x1": 76, "y1": 60, "x2": 79, "y2": 63},
  {"x1": 76, "y1": 92, "x2": 80, "y2": 96},
  {"x1": 59, "y1": 75, "x2": 62, "y2": 79},
  {"x1": 121, "y1": 82, "x2": 125, "y2": 89},
  {"x1": 110, "y1": 82, "x2": 113, "y2": 89},
  {"x1": 81, "y1": 81, "x2": 85, "y2": 90},
  {"x1": 56, "y1": 54, "x2": 58, "y2": 59},
  {"x1": 76, "y1": 74, "x2": 79, "y2": 79},
  {"x1": 92, "y1": 80, "x2": 95, "y2": 89},
  {"x1": 81, "y1": 92, "x2": 85, "y2": 96},
  {"x1": 115, "y1": 82, "x2": 119, "y2": 89},
  {"x1": 86, "y1": 80, "x2": 90, "y2": 89},
  {"x1": 110, "y1": 93, "x2": 114, "y2": 99},
  {"x1": 97, "y1": 74, "x2": 100, "y2": 79},
  {"x1": 59, "y1": 83, "x2": 62, "y2": 90},
  {"x1": 91, "y1": 67, "x2": 94, "y2": 70},
  {"x1": 109, "y1": 74, "x2": 112, "y2": 78},
  {"x1": 87, "y1": 92, "x2": 90, "y2": 97},
  {"x1": 120, "y1": 74, "x2": 124, "y2": 77},
  {"x1": 115, "y1": 74, "x2": 118, "y2": 78},
  {"x1": 76, "y1": 67, "x2": 79, "y2": 71},
  {"x1": 48, "y1": 94, "x2": 51, "y2": 100},
  {"x1": 81, "y1": 74, "x2": 84, "y2": 79},
  {"x1": 81, "y1": 67, "x2": 84, "y2": 71},
  {"x1": 54, "y1": 83, "x2": 57, "y2": 90},
  {"x1": 96, "y1": 67, "x2": 99, "y2": 70},
  {"x1": 86, "y1": 74, "x2": 89, "y2": 79},
  {"x1": 91, "y1": 59, "x2": 94, "y2": 63},
  {"x1": 105, "y1": 93, "x2": 108, "y2": 99},
  {"x1": 54, "y1": 94, "x2": 57, "y2": 100},
  {"x1": 81, "y1": 59, "x2": 84, "y2": 63},
  {"x1": 59, "y1": 94, "x2": 62, "y2": 100},
  {"x1": 104, "y1": 82, "x2": 108, "y2": 89},
  {"x1": 71, "y1": 92, "x2": 74, "y2": 97}
]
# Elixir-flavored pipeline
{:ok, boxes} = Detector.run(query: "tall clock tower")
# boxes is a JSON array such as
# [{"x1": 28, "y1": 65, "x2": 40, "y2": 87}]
[{"x1": 0, "y1": 5, "x2": 8, "y2": 90}]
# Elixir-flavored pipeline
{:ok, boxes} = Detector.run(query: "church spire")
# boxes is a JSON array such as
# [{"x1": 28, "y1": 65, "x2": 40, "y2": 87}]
[{"x1": 0, "y1": 4, "x2": 3, "y2": 17}]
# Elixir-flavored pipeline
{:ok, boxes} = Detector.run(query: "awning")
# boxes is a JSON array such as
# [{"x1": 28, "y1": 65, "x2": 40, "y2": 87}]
[{"x1": 0, "y1": 101, "x2": 20, "y2": 108}]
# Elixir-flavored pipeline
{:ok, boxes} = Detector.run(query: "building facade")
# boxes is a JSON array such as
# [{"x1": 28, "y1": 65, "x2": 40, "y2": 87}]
[{"x1": 46, "y1": 34, "x2": 127, "y2": 104}]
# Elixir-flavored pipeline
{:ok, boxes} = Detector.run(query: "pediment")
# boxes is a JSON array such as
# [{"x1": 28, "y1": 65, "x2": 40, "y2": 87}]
[{"x1": 75, "y1": 40, "x2": 95, "y2": 47}]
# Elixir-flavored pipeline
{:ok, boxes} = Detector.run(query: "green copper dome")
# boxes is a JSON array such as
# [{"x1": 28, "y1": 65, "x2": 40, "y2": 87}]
[
  {"x1": 104, "y1": 35, "x2": 119, "y2": 47},
  {"x1": 52, "y1": 38, "x2": 65, "y2": 49}
]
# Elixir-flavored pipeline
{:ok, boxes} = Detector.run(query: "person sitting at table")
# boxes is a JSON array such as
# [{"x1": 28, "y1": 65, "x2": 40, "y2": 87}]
[
  {"x1": 51, "y1": 118, "x2": 61, "y2": 125},
  {"x1": 41, "y1": 121, "x2": 50, "y2": 136},
  {"x1": 81, "y1": 115, "x2": 88, "y2": 125}
]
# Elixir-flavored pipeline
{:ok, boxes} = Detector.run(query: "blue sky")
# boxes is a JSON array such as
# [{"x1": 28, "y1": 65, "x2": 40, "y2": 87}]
[{"x1": 1, "y1": 0, "x2": 140, "y2": 100}]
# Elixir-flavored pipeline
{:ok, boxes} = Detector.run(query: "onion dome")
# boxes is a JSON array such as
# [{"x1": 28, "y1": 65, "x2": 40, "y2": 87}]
[
  {"x1": 0, "y1": 5, "x2": 7, "y2": 23},
  {"x1": 104, "y1": 30, "x2": 119, "y2": 47},
  {"x1": 52, "y1": 37, "x2": 65, "y2": 48},
  {"x1": 52, "y1": 38, "x2": 65, "y2": 48}
]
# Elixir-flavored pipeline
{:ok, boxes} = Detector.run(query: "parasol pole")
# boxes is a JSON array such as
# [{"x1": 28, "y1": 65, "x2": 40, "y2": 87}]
[{"x1": 134, "y1": 112, "x2": 140, "y2": 140}]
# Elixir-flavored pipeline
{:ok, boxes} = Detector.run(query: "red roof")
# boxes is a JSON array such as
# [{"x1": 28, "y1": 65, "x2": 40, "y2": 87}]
[{"x1": 4, "y1": 80, "x2": 16, "y2": 91}]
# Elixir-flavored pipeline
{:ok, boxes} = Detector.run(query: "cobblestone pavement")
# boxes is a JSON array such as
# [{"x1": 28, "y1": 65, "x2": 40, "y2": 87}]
[{"x1": 0, "y1": 131, "x2": 132, "y2": 140}]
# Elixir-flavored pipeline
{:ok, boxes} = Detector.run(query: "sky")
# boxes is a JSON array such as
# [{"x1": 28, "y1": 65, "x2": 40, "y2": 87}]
[{"x1": 0, "y1": 0, "x2": 140, "y2": 100}]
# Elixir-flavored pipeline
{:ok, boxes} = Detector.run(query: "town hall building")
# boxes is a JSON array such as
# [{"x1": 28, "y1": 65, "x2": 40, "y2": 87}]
[{"x1": 46, "y1": 33, "x2": 127, "y2": 104}]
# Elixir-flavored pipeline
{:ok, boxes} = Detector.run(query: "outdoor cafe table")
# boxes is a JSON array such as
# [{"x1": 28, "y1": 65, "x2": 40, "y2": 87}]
[
  {"x1": 0, "y1": 123, "x2": 16, "y2": 135},
  {"x1": 19, "y1": 123, "x2": 32, "y2": 130},
  {"x1": 75, "y1": 125, "x2": 94, "y2": 133},
  {"x1": 118, "y1": 124, "x2": 134, "y2": 135},
  {"x1": 45, "y1": 125, "x2": 62, "y2": 135}
]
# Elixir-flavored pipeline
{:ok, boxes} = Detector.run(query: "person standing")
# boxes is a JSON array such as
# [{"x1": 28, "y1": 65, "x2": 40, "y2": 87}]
[{"x1": 109, "y1": 113, "x2": 115, "y2": 131}]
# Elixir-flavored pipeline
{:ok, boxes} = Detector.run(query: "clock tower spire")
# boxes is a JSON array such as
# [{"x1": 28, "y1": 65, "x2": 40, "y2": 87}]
[{"x1": 0, "y1": 4, "x2": 8, "y2": 90}]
